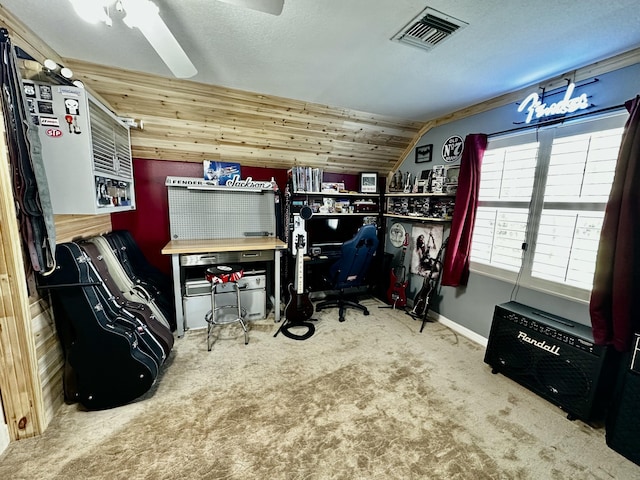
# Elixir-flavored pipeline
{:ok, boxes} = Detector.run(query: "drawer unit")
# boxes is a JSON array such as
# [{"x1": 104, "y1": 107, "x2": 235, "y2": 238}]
[
  {"x1": 182, "y1": 273, "x2": 267, "y2": 330},
  {"x1": 180, "y1": 250, "x2": 274, "y2": 267}
]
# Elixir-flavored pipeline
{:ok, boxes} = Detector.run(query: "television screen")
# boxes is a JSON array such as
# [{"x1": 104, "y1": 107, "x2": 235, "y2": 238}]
[{"x1": 307, "y1": 216, "x2": 365, "y2": 248}]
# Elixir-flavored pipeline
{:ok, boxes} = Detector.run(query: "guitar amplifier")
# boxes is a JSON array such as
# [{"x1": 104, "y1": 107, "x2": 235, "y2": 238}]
[
  {"x1": 484, "y1": 301, "x2": 617, "y2": 423},
  {"x1": 605, "y1": 333, "x2": 640, "y2": 465}
]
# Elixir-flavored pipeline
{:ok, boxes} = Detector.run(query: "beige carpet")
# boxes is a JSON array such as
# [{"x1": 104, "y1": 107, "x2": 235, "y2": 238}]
[{"x1": 0, "y1": 297, "x2": 637, "y2": 479}]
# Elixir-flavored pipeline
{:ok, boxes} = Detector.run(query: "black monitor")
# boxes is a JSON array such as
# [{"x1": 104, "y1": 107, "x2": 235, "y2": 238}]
[{"x1": 307, "y1": 216, "x2": 365, "y2": 251}]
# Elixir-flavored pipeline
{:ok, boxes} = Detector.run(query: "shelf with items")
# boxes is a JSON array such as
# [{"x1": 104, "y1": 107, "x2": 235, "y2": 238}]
[
  {"x1": 291, "y1": 191, "x2": 380, "y2": 216},
  {"x1": 387, "y1": 164, "x2": 460, "y2": 196},
  {"x1": 384, "y1": 193, "x2": 455, "y2": 222}
]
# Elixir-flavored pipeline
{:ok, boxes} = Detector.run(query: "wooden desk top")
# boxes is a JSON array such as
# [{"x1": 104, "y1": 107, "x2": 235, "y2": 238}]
[{"x1": 161, "y1": 237, "x2": 287, "y2": 255}]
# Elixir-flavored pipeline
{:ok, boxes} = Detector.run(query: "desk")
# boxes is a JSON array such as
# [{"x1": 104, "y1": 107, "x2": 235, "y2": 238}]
[{"x1": 162, "y1": 237, "x2": 287, "y2": 336}]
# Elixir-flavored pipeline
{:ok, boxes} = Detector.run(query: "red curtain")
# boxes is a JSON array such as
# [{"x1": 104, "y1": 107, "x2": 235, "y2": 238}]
[
  {"x1": 441, "y1": 134, "x2": 488, "y2": 287},
  {"x1": 590, "y1": 96, "x2": 640, "y2": 352}
]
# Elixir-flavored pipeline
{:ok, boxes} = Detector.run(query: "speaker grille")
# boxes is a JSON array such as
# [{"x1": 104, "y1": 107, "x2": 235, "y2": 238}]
[
  {"x1": 606, "y1": 364, "x2": 640, "y2": 465},
  {"x1": 485, "y1": 301, "x2": 615, "y2": 422},
  {"x1": 536, "y1": 357, "x2": 591, "y2": 400}
]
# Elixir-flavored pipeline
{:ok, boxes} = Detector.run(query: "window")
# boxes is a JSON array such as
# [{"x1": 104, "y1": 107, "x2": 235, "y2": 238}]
[{"x1": 469, "y1": 113, "x2": 626, "y2": 302}]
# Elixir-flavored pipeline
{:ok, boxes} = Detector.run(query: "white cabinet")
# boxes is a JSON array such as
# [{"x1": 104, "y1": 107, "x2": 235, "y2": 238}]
[{"x1": 26, "y1": 81, "x2": 135, "y2": 214}]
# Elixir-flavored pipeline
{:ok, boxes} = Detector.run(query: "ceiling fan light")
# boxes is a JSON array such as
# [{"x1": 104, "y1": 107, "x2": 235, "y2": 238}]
[{"x1": 69, "y1": 0, "x2": 110, "y2": 24}]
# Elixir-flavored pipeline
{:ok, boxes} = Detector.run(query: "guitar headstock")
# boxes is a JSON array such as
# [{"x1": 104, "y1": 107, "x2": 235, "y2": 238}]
[{"x1": 295, "y1": 234, "x2": 306, "y2": 250}]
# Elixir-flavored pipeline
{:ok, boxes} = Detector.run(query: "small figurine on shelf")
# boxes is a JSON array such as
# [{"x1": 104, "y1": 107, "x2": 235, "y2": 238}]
[
  {"x1": 388, "y1": 170, "x2": 404, "y2": 192},
  {"x1": 403, "y1": 172, "x2": 412, "y2": 193}
]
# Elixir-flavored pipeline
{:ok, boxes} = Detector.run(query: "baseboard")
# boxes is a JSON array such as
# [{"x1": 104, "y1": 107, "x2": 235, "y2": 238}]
[{"x1": 430, "y1": 311, "x2": 488, "y2": 347}]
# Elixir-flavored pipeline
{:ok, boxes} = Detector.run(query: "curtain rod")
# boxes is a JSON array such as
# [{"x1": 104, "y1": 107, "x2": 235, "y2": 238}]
[{"x1": 488, "y1": 103, "x2": 626, "y2": 138}]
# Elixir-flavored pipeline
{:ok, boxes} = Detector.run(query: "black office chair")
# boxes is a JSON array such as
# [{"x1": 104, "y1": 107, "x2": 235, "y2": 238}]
[{"x1": 315, "y1": 223, "x2": 379, "y2": 322}]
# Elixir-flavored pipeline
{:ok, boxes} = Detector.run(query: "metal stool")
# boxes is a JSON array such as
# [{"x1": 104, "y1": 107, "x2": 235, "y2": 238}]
[{"x1": 204, "y1": 265, "x2": 248, "y2": 351}]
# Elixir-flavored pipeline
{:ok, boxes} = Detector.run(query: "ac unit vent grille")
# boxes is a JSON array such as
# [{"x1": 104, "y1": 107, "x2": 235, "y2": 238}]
[
  {"x1": 89, "y1": 99, "x2": 132, "y2": 178},
  {"x1": 392, "y1": 7, "x2": 468, "y2": 51}
]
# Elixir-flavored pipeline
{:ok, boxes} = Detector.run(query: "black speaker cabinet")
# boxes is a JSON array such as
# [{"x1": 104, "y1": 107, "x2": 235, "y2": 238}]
[
  {"x1": 484, "y1": 301, "x2": 616, "y2": 423},
  {"x1": 606, "y1": 334, "x2": 640, "y2": 465}
]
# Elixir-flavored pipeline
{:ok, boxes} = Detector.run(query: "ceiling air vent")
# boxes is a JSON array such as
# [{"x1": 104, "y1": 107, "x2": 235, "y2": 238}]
[{"x1": 392, "y1": 7, "x2": 468, "y2": 51}]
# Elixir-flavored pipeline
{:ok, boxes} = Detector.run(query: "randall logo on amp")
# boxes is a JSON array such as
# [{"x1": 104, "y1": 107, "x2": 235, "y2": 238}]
[
  {"x1": 484, "y1": 301, "x2": 617, "y2": 424},
  {"x1": 517, "y1": 331, "x2": 561, "y2": 356}
]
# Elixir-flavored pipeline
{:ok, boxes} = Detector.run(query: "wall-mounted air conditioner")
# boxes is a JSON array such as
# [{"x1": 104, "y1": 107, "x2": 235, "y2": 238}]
[{"x1": 23, "y1": 81, "x2": 136, "y2": 215}]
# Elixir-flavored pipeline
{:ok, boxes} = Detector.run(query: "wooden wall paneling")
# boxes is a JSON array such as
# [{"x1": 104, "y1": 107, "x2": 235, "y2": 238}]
[
  {"x1": 0, "y1": 10, "x2": 114, "y2": 443},
  {"x1": 0, "y1": 6, "x2": 63, "y2": 68},
  {"x1": 30, "y1": 297, "x2": 63, "y2": 423},
  {"x1": 0, "y1": 101, "x2": 46, "y2": 440},
  {"x1": 65, "y1": 60, "x2": 424, "y2": 175},
  {"x1": 54, "y1": 214, "x2": 112, "y2": 244}
]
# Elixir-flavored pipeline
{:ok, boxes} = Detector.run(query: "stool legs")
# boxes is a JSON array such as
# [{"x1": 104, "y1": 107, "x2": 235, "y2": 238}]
[
  {"x1": 206, "y1": 281, "x2": 248, "y2": 350},
  {"x1": 235, "y1": 281, "x2": 249, "y2": 345}
]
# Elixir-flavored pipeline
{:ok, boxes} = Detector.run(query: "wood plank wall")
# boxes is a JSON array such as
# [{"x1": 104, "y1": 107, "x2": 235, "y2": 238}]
[
  {"x1": 0, "y1": 6, "x2": 115, "y2": 443},
  {"x1": 65, "y1": 60, "x2": 424, "y2": 175},
  {"x1": 0, "y1": 106, "x2": 46, "y2": 440}
]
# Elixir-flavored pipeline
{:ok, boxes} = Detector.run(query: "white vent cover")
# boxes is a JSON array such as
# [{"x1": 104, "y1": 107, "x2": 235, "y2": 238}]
[
  {"x1": 392, "y1": 7, "x2": 468, "y2": 51},
  {"x1": 89, "y1": 97, "x2": 133, "y2": 179}
]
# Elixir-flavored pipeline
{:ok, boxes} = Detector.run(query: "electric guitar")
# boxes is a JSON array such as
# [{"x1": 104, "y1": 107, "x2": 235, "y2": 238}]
[
  {"x1": 284, "y1": 234, "x2": 314, "y2": 324},
  {"x1": 411, "y1": 237, "x2": 449, "y2": 331},
  {"x1": 386, "y1": 233, "x2": 410, "y2": 308}
]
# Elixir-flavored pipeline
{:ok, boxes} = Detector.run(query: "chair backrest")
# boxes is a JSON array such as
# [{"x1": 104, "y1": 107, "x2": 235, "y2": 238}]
[{"x1": 329, "y1": 224, "x2": 379, "y2": 290}]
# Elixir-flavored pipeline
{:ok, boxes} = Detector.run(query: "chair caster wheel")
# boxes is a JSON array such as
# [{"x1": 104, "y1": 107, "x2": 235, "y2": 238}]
[{"x1": 339, "y1": 317, "x2": 345, "y2": 322}]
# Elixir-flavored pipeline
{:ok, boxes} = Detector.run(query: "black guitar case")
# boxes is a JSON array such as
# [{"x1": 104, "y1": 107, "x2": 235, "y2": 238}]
[
  {"x1": 87, "y1": 235, "x2": 172, "y2": 332},
  {"x1": 80, "y1": 241, "x2": 174, "y2": 358},
  {"x1": 78, "y1": 242, "x2": 169, "y2": 365},
  {"x1": 102, "y1": 231, "x2": 176, "y2": 331},
  {"x1": 39, "y1": 242, "x2": 160, "y2": 410}
]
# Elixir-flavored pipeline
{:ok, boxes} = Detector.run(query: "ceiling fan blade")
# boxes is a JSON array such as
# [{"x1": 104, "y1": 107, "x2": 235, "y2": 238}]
[
  {"x1": 121, "y1": 0, "x2": 197, "y2": 79},
  {"x1": 135, "y1": 15, "x2": 198, "y2": 78},
  {"x1": 216, "y1": 0, "x2": 284, "y2": 16}
]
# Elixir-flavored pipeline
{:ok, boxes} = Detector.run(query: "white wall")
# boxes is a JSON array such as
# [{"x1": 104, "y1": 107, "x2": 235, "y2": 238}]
[{"x1": 389, "y1": 62, "x2": 640, "y2": 339}]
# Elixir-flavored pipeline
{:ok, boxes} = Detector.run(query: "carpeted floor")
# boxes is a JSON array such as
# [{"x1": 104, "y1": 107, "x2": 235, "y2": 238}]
[{"x1": 0, "y1": 296, "x2": 637, "y2": 479}]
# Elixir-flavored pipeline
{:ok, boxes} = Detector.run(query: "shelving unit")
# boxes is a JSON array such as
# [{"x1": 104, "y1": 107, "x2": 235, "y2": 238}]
[
  {"x1": 384, "y1": 192, "x2": 455, "y2": 222},
  {"x1": 291, "y1": 191, "x2": 380, "y2": 216}
]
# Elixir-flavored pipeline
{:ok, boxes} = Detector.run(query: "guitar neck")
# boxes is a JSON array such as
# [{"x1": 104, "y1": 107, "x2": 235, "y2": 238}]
[{"x1": 294, "y1": 249, "x2": 305, "y2": 292}]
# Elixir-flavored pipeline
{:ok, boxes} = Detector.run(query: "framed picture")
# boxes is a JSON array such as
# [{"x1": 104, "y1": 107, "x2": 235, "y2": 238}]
[
  {"x1": 360, "y1": 172, "x2": 378, "y2": 193},
  {"x1": 321, "y1": 182, "x2": 345, "y2": 193},
  {"x1": 415, "y1": 144, "x2": 433, "y2": 163},
  {"x1": 410, "y1": 224, "x2": 444, "y2": 276}
]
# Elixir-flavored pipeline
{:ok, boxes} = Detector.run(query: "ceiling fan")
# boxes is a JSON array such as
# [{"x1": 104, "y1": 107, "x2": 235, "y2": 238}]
[{"x1": 68, "y1": 0, "x2": 284, "y2": 79}]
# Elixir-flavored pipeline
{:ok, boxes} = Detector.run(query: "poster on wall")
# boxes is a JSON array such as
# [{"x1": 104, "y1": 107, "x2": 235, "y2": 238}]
[
  {"x1": 442, "y1": 135, "x2": 464, "y2": 163},
  {"x1": 203, "y1": 160, "x2": 241, "y2": 185},
  {"x1": 410, "y1": 224, "x2": 444, "y2": 277}
]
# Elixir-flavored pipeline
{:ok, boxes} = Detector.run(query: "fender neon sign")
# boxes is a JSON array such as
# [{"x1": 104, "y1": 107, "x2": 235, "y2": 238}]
[{"x1": 517, "y1": 83, "x2": 589, "y2": 124}]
